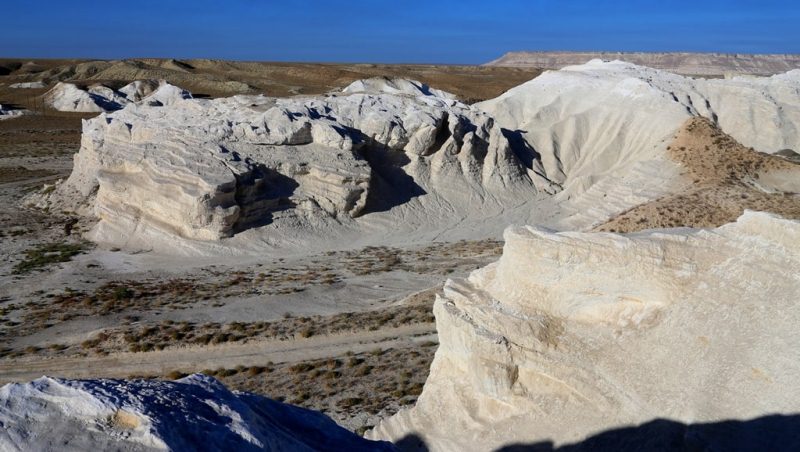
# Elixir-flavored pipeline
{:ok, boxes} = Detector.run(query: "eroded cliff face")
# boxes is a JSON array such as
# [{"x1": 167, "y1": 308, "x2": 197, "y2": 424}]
[
  {"x1": 34, "y1": 78, "x2": 552, "y2": 245},
  {"x1": 477, "y1": 60, "x2": 800, "y2": 230},
  {"x1": 370, "y1": 211, "x2": 800, "y2": 451},
  {"x1": 31, "y1": 63, "x2": 800, "y2": 250}
]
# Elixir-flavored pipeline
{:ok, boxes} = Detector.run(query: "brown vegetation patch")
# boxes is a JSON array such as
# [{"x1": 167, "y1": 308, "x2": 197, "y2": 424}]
[
  {"x1": 158, "y1": 345, "x2": 437, "y2": 435},
  {"x1": 596, "y1": 117, "x2": 800, "y2": 233}
]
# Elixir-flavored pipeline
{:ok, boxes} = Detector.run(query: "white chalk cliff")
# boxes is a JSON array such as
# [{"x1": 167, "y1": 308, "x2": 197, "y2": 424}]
[
  {"x1": 44, "y1": 80, "x2": 191, "y2": 112},
  {"x1": 0, "y1": 374, "x2": 394, "y2": 451},
  {"x1": 369, "y1": 211, "x2": 800, "y2": 450},
  {"x1": 34, "y1": 62, "x2": 800, "y2": 252},
  {"x1": 38, "y1": 77, "x2": 551, "y2": 248},
  {"x1": 477, "y1": 60, "x2": 800, "y2": 229}
]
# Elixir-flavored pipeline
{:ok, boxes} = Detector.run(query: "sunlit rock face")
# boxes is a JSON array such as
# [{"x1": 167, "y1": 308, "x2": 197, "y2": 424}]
[
  {"x1": 370, "y1": 212, "x2": 800, "y2": 451},
  {"x1": 38, "y1": 78, "x2": 551, "y2": 244},
  {"x1": 45, "y1": 80, "x2": 191, "y2": 112},
  {"x1": 475, "y1": 60, "x2": 800, "y2": 230}
]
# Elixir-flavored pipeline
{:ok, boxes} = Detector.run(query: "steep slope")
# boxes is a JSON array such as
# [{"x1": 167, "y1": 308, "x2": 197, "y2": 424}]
[
  {"x1": 486, "y1": 51, "x2": 800, "y2": 76},
  {"x1": 596, "y1": 117, "x2": 800, "y2": 232},
  {"x1": 476, "y1": 60, "x2": 800, "y2": 230},
  {"x1": 369, "y1": 211, "x2": 800, "y2": 450},
  {"x1": 0, "y1": 374, "x2": 394, "y2": 451}
]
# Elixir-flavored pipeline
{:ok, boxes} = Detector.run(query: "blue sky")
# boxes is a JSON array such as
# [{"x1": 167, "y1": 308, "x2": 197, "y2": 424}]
[{"x1": 2, "y1": 0, "x2": 799, "y2": 63}]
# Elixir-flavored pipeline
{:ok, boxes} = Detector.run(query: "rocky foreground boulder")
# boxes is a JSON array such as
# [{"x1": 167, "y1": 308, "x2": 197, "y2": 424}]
[
  {"x1": 0, "y1": 374, "x2": 394, "y2": 451},
  {"x1": 369, "y1": 211, "x2": 800, "y2": 450}
]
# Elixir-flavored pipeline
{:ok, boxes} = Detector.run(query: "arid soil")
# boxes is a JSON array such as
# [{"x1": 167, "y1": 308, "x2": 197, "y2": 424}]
[
  {"x1": 596, "y1": 117, "x2": 800, "y2": 232},
  {"x1": 0, "y1": 58, "x2": 543, "y2": 102}
]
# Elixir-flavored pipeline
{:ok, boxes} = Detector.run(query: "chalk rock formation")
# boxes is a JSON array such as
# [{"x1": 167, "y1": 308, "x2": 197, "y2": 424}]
[
  {"x1": 39, "y1": 78, "x2": 551, "y2": 244},
  {"x1": 9, "y1": 81, "x2": 46, "y2": 89},
  {"x1": 118, "y1": 80, "x2": 161, "y2": 102},
  {"x1": 137, "y1": 82, "x2": 192, "y2": 106},
  {"x1": 370, "y1": 211, "x2": 800, "y2": 451},
  {"x1": 342, "y1": 77, "x2": 456, "y2": 100},
  {"x1": 0, "y1": 104, "x2": 31, "y2": 120},
  {"x1": 477, "y1": 60, "x2": 800, "y2": 228},
  {"x1": 487, "y1": 51, "x2": 800, "y2": 76},
  {"x1": 45, "y1": 82, "x2": 128, "y2": 112},
  {"x1": 0, "y1": 374, "x2": 394, "y2": 451},
  {"x1": 45, "y1": 81, "x2": 192, "y2": 112}
]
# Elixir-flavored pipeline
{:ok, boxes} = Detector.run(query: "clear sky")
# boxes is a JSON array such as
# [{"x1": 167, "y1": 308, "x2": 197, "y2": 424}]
[{"x1": 2, "y1": 0, "x2": 799, "y2": 64}]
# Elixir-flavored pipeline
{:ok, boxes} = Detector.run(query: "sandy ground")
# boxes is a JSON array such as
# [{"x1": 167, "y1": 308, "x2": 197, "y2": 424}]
[{"x1": 0, "y1": 323, "x2": 435, "y2": 383}]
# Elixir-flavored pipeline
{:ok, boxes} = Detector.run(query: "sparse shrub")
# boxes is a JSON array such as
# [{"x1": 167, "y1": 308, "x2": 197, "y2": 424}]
[
  {"x1": 166, "y1": 370, "x2": 187, "y2": 380},
  {"x1": 13, "y1": 242, "x2": 87, "y2": 274}
]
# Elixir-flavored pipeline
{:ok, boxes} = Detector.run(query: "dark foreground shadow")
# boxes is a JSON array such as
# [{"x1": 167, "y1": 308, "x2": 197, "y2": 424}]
[
  {"x1": 397, "y1": 415, "x2": 800, "y2": 452},
  {"x1": 497, "y1": 415, "x2": 800, "y2": 452}
]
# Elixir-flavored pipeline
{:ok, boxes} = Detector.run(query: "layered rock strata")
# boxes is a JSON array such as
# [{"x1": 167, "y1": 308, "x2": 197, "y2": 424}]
[
  {"x1": 37, "y1": 78, "x2": 551, "y2": 242},
  {"x1": 370, "y1": 211, "x2": 800, "y2": 450}
]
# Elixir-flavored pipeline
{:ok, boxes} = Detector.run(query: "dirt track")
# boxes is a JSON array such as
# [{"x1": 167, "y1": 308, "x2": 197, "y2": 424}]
[{"x1": 0, "y1": 324, "x2": 436, "y2": 384}]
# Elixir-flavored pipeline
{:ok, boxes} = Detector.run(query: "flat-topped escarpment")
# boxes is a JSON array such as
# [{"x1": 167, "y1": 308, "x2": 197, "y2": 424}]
[
  {"x1": 369, "y1": 211, "x2": 800, "y2": 450},
  {"x1": 486, "y1": 51, "x2": 800, "y2": 76}
]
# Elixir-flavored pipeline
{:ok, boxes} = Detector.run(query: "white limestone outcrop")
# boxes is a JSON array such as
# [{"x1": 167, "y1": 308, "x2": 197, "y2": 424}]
[
  {"x1": 477, "y1": 60, "x2": 800, "y2": 229},
  {"x1": 44, "y1": 80, "x2": 192, "y2": 112},
  {"x1": 0, "y1": 104, "x2": 31, "y2": 120},
  {"x1": 37, "y1": 78, "x2": 551, "y2": 244},
  {"x1": 9, "y1": 81, "x2": 46, "y2": 89},
  {"x1": 33, "y1": 63, "x2": 800, "y2": 250},
  {"x1": 0, "y1": 374, "x2": 394, "y2": 451},
  {"x1": 370, "y1": 211, "x2": 800, "y2": 450}
]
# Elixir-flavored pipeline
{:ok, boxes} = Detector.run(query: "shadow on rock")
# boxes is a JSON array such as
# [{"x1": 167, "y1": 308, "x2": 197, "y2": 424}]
[
  {"x1": 395, "y1": 433, "x2": 430, "y2": 452},
  {"x1": 495, "y1": 415, "x2": 800, "y2": 452}
]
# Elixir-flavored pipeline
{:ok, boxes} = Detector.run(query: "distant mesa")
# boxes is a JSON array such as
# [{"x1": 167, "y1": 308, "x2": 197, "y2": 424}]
[{"x1": 486, "y1": 51, "x2": 800, "y2": 76}]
